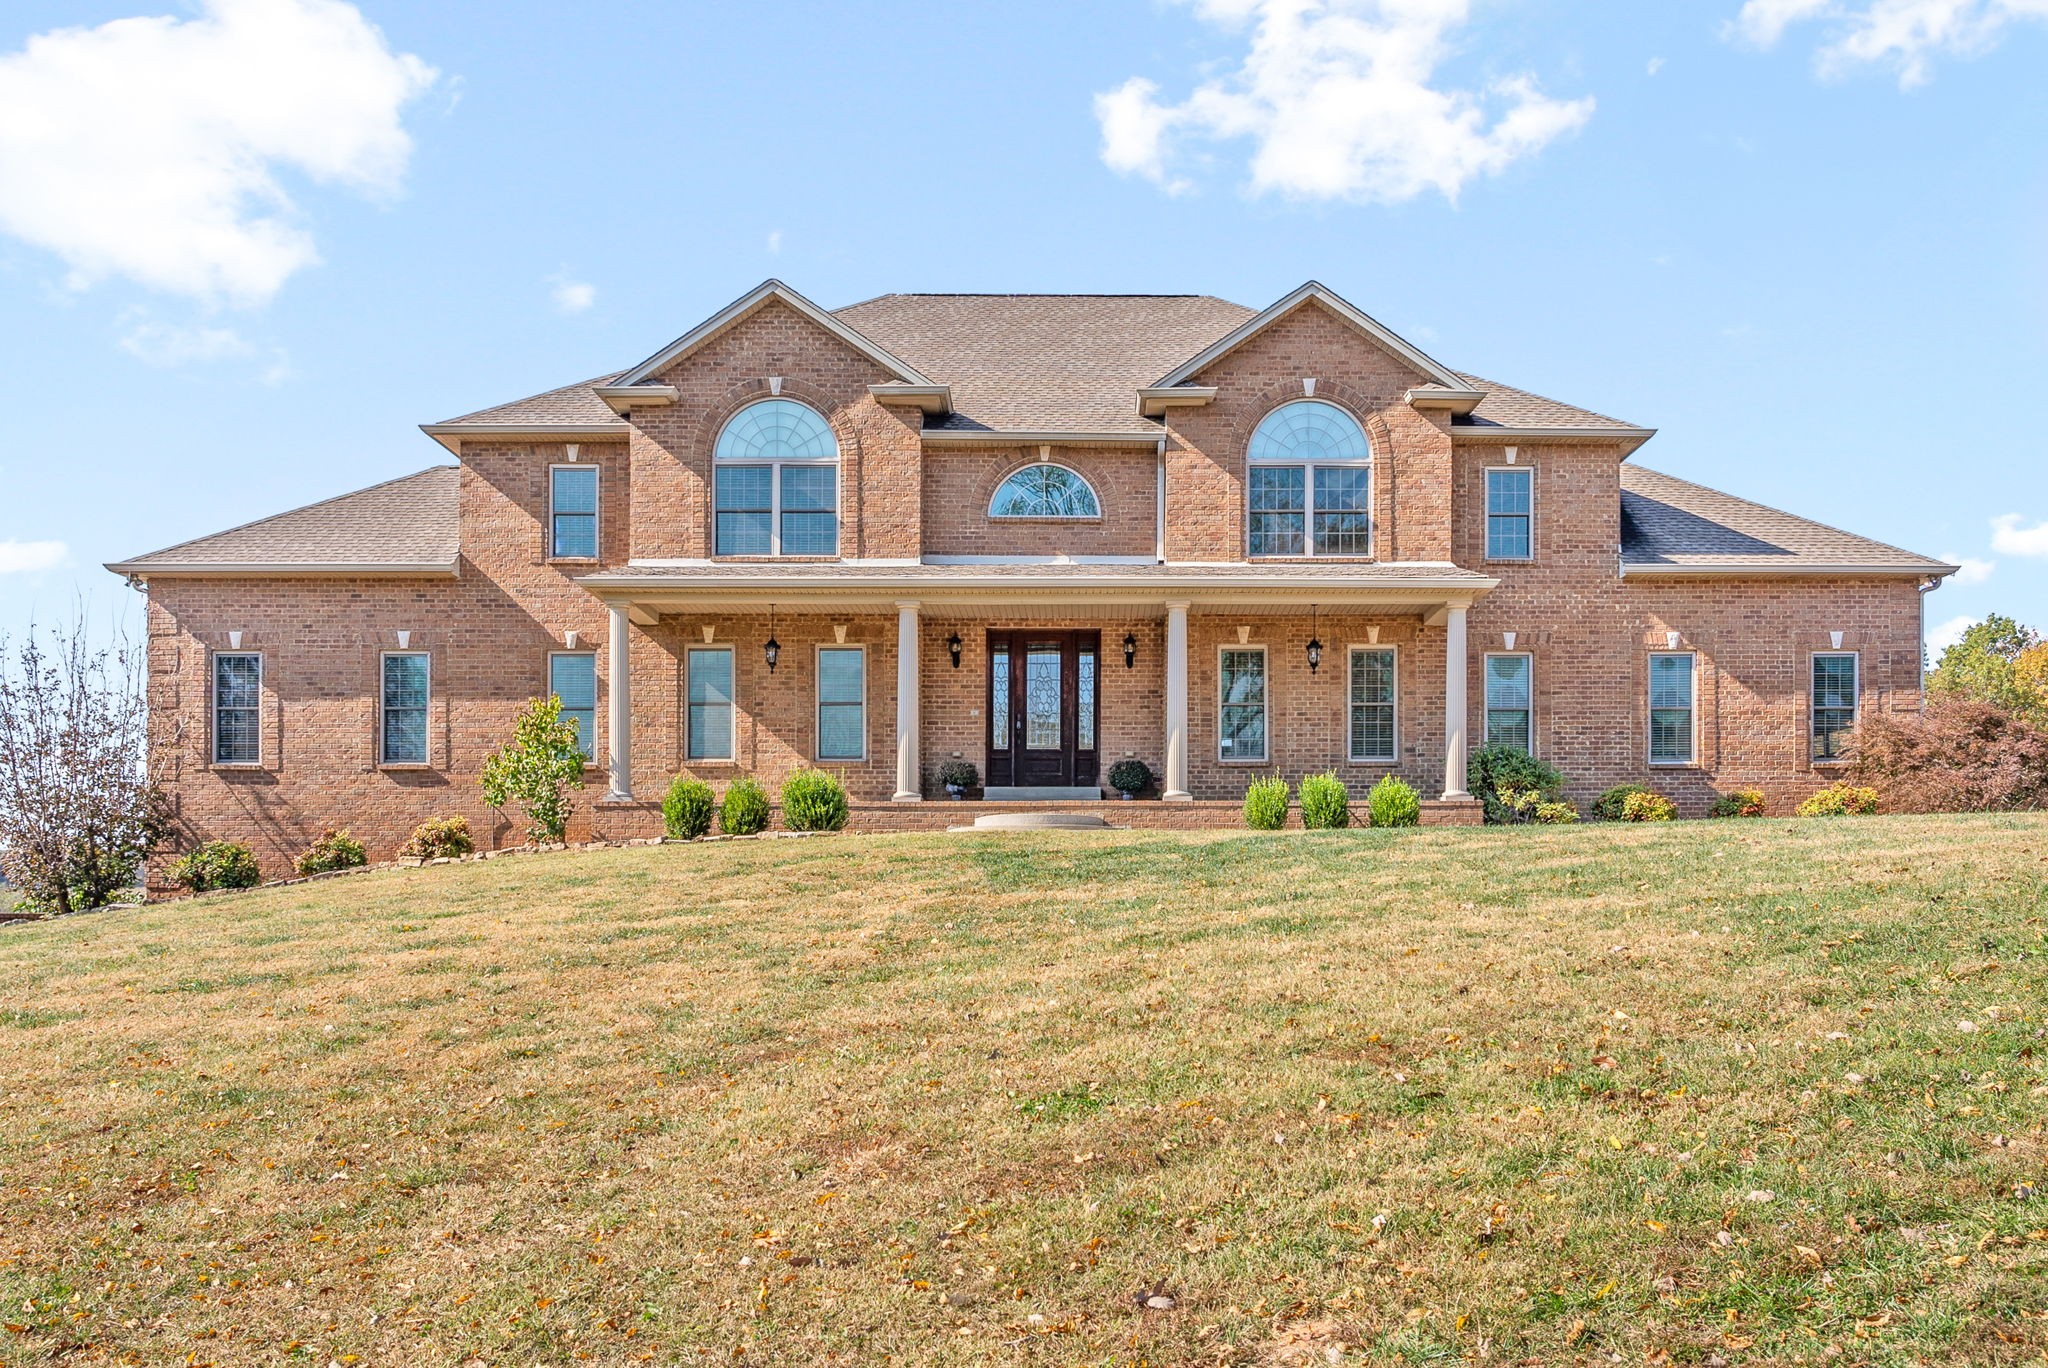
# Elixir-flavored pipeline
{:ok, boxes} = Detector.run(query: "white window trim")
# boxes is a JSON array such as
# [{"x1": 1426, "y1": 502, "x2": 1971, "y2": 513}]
[
  {"x1": 1648, "y1": 650, "x2": 1699, "y2": 767},
  {"x1": 712, "y1": 400, "x2": 842, "y2": 559},
  {"x1": 547, "y1": 650, "x2": 600, "y2": 768},
  {"x1": 1810, "y1": 650, "x2": 1860, "y2": 766},
  {"x1": 1245, "y1": 400, "x2": 1374, "y2": 560},
  {"x1": 379, "y1": 650, "x2": 432, "y2": 769},
  {"x1": 685, "y1": 644, "x2": 738, "y2": 763},
  {"x1": 1345, "y1": 643, "x2": 1399, "y2": 764},
  {"x1": 211, "y1": 650, "x2": 263, "y2": 768},
  {"x1": 987, "y1": 462, "x2": 1104, "y2": 521},
  {"x1": 548, "y1": 463, "x2": 601, "y2": 562},
  {"x1": 1216, "y1": 643, "x2": 1270, "y2": 765},
  {"x1": 1482, "y1": 651, "x2": 1535, "y2": 756},
  {"x1": 1483, "y1": 465, "x2": 1534, "y2": 563},
  {"x1": 815, "y1": 643, "x2": 868, "y2": 763}
]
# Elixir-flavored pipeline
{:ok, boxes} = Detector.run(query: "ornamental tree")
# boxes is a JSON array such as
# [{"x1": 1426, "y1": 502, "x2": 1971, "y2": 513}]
[{"x1": 479, "y1": 695, "x2": 586, "y2": 844}]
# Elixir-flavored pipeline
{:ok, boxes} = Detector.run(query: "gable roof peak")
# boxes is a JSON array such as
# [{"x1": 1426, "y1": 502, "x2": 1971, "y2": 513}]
[
  {"x1": 615, "y1": 278, "x2": 934, "y2": 389},
  {"x1": 1153, "y1": 279, "x2": 1466, "y2": 392}
]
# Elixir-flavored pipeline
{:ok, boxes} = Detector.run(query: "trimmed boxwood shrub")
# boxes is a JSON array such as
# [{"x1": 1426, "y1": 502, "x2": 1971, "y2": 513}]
[
  {"x1": 1798, "y1": 782, "x2": 1879, "y2": 817},
  {"x1": 718, "y1": 777, "x2": 772, "y2": 836},
  {"x1": 1298, "y1": 772, "x2": 1349, "y2": 829},
  {"x1": 662, "y1": 776, "x2": 716, "y2": 839},
  {"x1": 1467, "y1": 745, "x2": 1563, "y2": 824},
  {"x1": 1243, "y1": 775, "x2": 1290, "y2": 830},
  {"x1": 1106, "y1": 758, "x2": 1152, "y2": 796},
  {"x1": 1620, "y1": 791, "x2": 1677, "y2": 822},
  {"x1": 1710, "y1": 788, "x2": 1767, "y2": 818},
  {"x1": 1366, "y1": 774, "x2": 1421, "y2": 828},
  {"x1": 294, "y1": 828, "x2": 367, "y2": 876},
  {"x1": 781, "y1": 769, "x2": 850, "y2": 832},
  {"x1": 399, "y1": 816, "x2": 474, "y2": 859},
  {"x1": 938, "y1": 758, "x2": 979, "y2": 793},
  {"x1": 1594, "y1": 784, "x2": 1653, "y2": 821},
  {"x1": 169, "y1": 841, "x2": 261, "y2": 893}
]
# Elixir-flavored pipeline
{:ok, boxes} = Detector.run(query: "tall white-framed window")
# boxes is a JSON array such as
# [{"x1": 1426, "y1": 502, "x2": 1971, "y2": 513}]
[
  {"x1": 380, "y1": 651, "x2": 430, "y2": 766},
  {"x1": 1485, "y1": 467, "x2": 1533, "y2": 561},
  {"x1": 686, "y1": 646, "x2": 736, "y2": 761},
  {"x1": 990, "y1": 463, "x2": 1101, "y2": 519},
  {"x1": 1649, "y1": 651, "x2": 1697, "y2": 765},
  {"x1": 1483, "y1": 653, "x2": 1532, "y2": 752},
  {"x1": 549, "y1": 465, "x2": 598, "y2": 559},
  {"x1": 549, "y1": 651, "x2": 597, "y2": 761},
  {"x1": 816, "y1": 646, "x2": 866, "y2": 761},
  {"x1": 1245, "y1": 400, "x2": 1373, "y2": 558},
  {"x1": 713, "y1": 398, "x2": 839, "y2": 557},
  {"x1": 1218, "y1": 646, "x2": 1269, "y2": 762},
  {"x1": 1348, "y1": 646, "x2": 1397, "y2": 762},
  {"x1": 212, "y1": 652, "x2": 262, "y2": 766},
  {"x1": 1811, "y1": 651, "x2": 1859, "y2": 763}
]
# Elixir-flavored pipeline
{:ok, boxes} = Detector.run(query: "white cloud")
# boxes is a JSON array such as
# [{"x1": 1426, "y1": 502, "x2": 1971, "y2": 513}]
[
  {"x1": 1093, "y1": 0, "x2": 1594, "y2": 204},
  {"x1": 0, "y1": 540, "x2": 67, "y2": 574},
  {"x1": 1728, "y1": 0, "x2": 2048, "y2": 88},
  {"x1": 1646, "y1": 56, "x2": 1667, "y2": 74},
  {"x1": 766, "y1": 229, "x2": 783, "y2": 254},
  {"x1": 1927, "y1": 613, "x2": 1979, "y2": 653},
  {"x1": 1990, "y1": 512, "x2": 2048, "y2": 557},
  {"x1": 0, "y1": 0, "x2": 437, "y2": 307},
  {"x1": 1938, "y1": 552, "x2": 1994, "y2": 584},
  {"x1": 119, "y1": 320, "x2": 254, "y2": 366},
  {"x1": 550, "y1": 278, "x2": 596, "y2": 314}
]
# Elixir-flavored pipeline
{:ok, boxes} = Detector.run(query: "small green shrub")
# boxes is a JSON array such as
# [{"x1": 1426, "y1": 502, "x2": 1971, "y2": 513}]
[
  {"x1": 1243, "y1": 775, "x2": 1290, "y2": 830},
  {"x1": 938, "y1": 758, "x2": 979, "y2": 792},
  {"x1": 168, "y1": 841, "x2": 261, "y2": 893},
  {"x1": 1593, "y1": 784, "x2": 1653, "y2": 821},
  {"x1": 398, "y1": 816, "x2": 473, "y2": 859},
  {"x1": 718, "y1": 777, "x2": 772, "y2": 836},
  {"x1": 1468, "y1": 745, "x2": 1563, "y2": 824},
  {"x1": 1298, "y1": 772, "x2": 1349, "y2": 829},
  {"x1": 1709, "y1": 788, "x2": 1767, "y2": 819},
  {"x1": 1366, "y1": 774, "x2": 1421, "y2": 828},
  {"x1": 1534, "y1": 799, "x2": 1580, "y2": 824},
  {"x1": 781, "y1": 769, "x2": 849, "y2": 832},
  {"x1": 662, "y1": 776, "x2": 715, "y2": 839},
  {"x1": 294, "y1": 828, "x2": 367, "y2": 876},
  {"x1": 1619, "y1": 790, "x2": 1677, "y2": 822},
  {"x1": 1106, "y1": 758, "x2": 1152, "y2": 796},
  {"x1": 1797, "y1": 782, "x2": 1879, "y2": 817}
]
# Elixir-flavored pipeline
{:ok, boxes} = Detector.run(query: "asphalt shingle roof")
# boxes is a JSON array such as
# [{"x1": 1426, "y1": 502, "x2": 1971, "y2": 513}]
[
  {"x1": 439, "y1": 374, "x2": 624, "y2": 427},
  {"x1": 1620, "y1": 466, "x2": 1950, "y2": 572},
  {"x1": 108, "y1": 467, "x2": 461, "y2": 574}
]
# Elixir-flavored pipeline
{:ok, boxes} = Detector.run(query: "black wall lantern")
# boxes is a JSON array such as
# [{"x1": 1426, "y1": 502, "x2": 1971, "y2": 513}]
[
  {"x1": 1122, "y1": 630, "x2": 1138, "y2": 669},
  {"x1": 946, "y1": 631, "x2": 963, "y2": 669},
  {"x1": 764, "y1": 604, "x2": 780, "y2": 673},
  {"x1": 1305, "y1": 604, "x2": 1323, "y2": 675}
]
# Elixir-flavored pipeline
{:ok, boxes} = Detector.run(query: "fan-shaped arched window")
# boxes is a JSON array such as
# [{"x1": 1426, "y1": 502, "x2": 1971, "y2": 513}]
[
  {"x1": 989, "y1": 464, "x2": 1101, "y2": 519},
  {"x1": 713, "y1": 399, "x2": 839, "y2": 556},
  {"x1": 1245, "y1": 400, "x2": 1372, "y2": 557}
]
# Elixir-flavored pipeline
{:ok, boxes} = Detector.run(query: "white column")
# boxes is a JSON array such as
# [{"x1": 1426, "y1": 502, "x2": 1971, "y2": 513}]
[
  {"x1": 605, "y1": 603, "x2": 634, "y2": 802},
  {"x1": 893, "y1": 600, "x2": 922, "y2": 801},
  {"x1": 1441, "y1": 602, "x2": 1471, "y2": 801},
  {"x1": 1163, "y1": 601, "x2": 1192, "y2": 801}
]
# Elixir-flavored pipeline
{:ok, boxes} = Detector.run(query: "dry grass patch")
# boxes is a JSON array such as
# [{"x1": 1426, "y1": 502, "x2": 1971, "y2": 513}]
[{"x1": 1, "y1": 816, "x2": 2046, "y2": 1365}]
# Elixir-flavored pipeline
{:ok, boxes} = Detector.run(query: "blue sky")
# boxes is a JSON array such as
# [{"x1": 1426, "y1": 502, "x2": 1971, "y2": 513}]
[{"x1": 2, "y1": 0, "x2": 2045, "y2": 651}]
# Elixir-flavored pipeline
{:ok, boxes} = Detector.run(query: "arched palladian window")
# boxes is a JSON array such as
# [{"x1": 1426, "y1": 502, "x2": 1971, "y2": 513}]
[
  {"x1": 1245, "y1": 400, "x2": 1372, "y2": 557},
  {"x1": 989, "y1": 463, "x2": 1101, "y2": 519},
  {"x1": 713, "y1": 399, "x2": 839, "y2": 556}
]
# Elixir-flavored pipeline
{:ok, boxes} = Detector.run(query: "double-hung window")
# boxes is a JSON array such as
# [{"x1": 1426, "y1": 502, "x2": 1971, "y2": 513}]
[
  {"x1": 1485, "y1": 468, "x2": 1532, "y2": 560},
  {"x1": 687, "y1": 646, "x2": 736, "y2": 760},
  {"x1": 381, "y1": 652, "x2": 430, "y2": 766},
  {"x1": 816, "y1": 647, "x2": 865, "y2": 761},
  {"x1": 549, "y1": 652, "x2": 597, "y2": 761},
  {"x1": 1649, "y1": 652, "x2": 1696, "y2": 765},
  {"x1": 1349, "y1": 647, "x2": 1396, "y2": 762},
  {"x1": 549, "y1": 465, "x2": 598, "y2": 558},
  {"x1": 713, "y1": 399, "x2": 840, "y2": 556},
  {"x1": 1484, "y1": 653, "x2": 1532, "y2": 752},
  {"x1": 212, "y1": 652, "x2": 261, "y2": 765},
  {"x1": 1246, "y1": 401, "x2": 1373, "y2": 557},
  {"x1": 1218, "y1": 647, "x2": 1268, "y2": 762},
  {"x1": 1812, "y1": 652, "x2": 1858, "y2": 762}
]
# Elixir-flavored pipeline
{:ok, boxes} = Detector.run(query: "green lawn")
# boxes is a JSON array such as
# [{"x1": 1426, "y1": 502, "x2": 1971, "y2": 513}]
[{"x1": 2, "y1": 816, "x2": 2045, "y2": 1366}]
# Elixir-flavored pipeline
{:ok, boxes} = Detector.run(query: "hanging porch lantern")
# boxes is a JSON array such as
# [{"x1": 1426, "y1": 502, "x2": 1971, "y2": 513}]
[
  {"x1": 1123, "y1": 630, "x2": 1138, "y2": 669},
  {"x1": 946, "y1": 631, "x2": 964, "y2": 669},
  {"x1": 1306, "y1": 604, "x2": 1323, "y2": 675},
  {"x1": 764, "y1": 604, "x2": 781, "y2": 673}
]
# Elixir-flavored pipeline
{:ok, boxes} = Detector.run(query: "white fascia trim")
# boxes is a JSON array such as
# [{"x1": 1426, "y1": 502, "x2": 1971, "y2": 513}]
[
  {"x1": 580, "y1": 571, "x2": 1499, "y2": 596},
  {"x1": 922, "y1": 554, "x2": 1159, "y2": 566},
  {"x1": 105, "y1": 561, "x2": 459, "y2": 578},
  {"x1": 921, "y1": 429, "x2": 1164, "y2": 447},
  {"x1": 1137, "y1": 386, "x2": 1218, "y2": 417},
  {"x1": 591, "y1": 384, "x2": 679, "y2": 413},
  {"x1": 1405, "y1": 386, "x2": 1485, "y2": 416},
  {"x1": 625, "y1": 557, "x2": 925, "y2": 569},
  {"x1": 1452, "y1": 425, "x2": 1657, "y2": 442},
  {"x1": 1620, "y1": 561, "x2": 1959, "y2": 579},
  {"x1": 420, "y1": 422, "x2": 631, "y2": 453},
  {"x1": 614, "y1": 279, "x2": 934, "y2": 387},
  {"x1": 1153, "y1": 280, "x2": 1466, "y2": 390},
  {"x1": 869, "y1": 383, "x2": 953, "y2": 414}
]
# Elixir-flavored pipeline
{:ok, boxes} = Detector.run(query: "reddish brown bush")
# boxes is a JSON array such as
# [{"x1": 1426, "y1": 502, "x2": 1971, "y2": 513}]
[{"x1": 1852, "y1": 697, "x2": 2048, "y2": 812}]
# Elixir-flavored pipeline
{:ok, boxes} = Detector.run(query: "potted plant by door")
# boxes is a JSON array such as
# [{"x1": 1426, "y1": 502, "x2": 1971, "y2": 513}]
[
  {"x1": 939, "y1": 758, "x2": 979, "y2": 800},
  {"x1": 1107, "y1": 758, "x2": 1152, "y2": 801}
]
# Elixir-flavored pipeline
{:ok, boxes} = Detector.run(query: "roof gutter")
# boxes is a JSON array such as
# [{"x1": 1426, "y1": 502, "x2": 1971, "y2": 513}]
[
  {"x1": 921, "y1": 429, "x2": 1165, "y2": 448},
  {"x1": 419, "y1": 422, "x2": 632, "y2": 453},
  {"x1": 104, "y1": 561, "x2": 461, "y2": 579},
  {"x1": 1452, "y1": 425, "x2": 1658, "y2": 442},
  {"x1": 1619, "y1": 561, "x2": 1959, "y2": 580}
]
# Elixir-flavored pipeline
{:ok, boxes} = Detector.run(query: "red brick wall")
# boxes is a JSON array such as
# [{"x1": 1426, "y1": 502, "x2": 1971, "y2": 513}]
[{"x1": 920, "y1": 447, "x2": 1159, "y2": 559}]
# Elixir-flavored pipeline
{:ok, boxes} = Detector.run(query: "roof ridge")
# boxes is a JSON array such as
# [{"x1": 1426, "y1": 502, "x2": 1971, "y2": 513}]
[
  {"x1": 840, "y1": 292, "x2": 1245, "y2": 301},
  {"x1": 1624, "y1": 465, "x2": 1944, "y2": 566},
  {"x1": 113, "y1": 466, "x2": 457, "y2": 567}
]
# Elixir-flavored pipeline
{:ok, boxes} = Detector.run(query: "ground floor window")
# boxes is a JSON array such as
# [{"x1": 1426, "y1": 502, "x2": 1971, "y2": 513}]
[
  {"x1": 549, "y1": 652, "x2": 596, "y2": 759},
  {"x1": 816, "y1": 646, "x2": 865, "y2": 760},
  {"x1": 1650, "y1": 651, "x2": 1696, "y2": 765},
  {"x1": 1349, "y1": 647, "x2": 1396, "y2": 761},
  {"x1": 1484, "y1": 653, "x2": 1531, "y2": 752},
  {"x1": 687, "y1": 647, "x2": 736, "y2": 760},
  {"x1": 1219, "y1": 646, "x2": 1268, "y2": 762},
  {"x1": 212, "y1": 652, "x2": 261, "y2": 765},
  {"x1": 1812, "y1": 651, "x2": 1859, "y2": 762},
  {"x1": 381, "y1": 652, "x2": 430, "y2": 765}
]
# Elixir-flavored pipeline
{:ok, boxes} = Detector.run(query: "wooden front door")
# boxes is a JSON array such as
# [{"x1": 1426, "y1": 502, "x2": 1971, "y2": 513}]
[{"x1": 986, "y1": 630, "x2": 1101, "y2": 787}]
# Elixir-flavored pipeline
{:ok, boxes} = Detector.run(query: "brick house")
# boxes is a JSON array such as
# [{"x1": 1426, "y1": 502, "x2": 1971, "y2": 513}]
[{"x1": 109, "y1": 279, "x2": 1955, "y2": 872}]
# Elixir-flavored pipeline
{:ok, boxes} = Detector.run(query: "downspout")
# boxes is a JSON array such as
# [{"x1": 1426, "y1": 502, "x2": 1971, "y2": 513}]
[
  {"x1": 1916, "y1": 574, "x2": 1942, "y2": 710},
  {"x1": 1155, "y1": 436, "x2": 1167, "y2": 564}
]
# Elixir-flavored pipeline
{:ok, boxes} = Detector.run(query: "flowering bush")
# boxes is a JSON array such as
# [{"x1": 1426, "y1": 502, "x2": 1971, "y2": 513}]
[{"x1": 1797, "y1": 783, "x2": 1879, "y2": 818}]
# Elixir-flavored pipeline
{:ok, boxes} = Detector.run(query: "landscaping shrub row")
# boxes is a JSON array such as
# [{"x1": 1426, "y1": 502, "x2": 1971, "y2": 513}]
[{"x1": 1242, "y1": 773, "x2": 1422, "y2": 829}]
